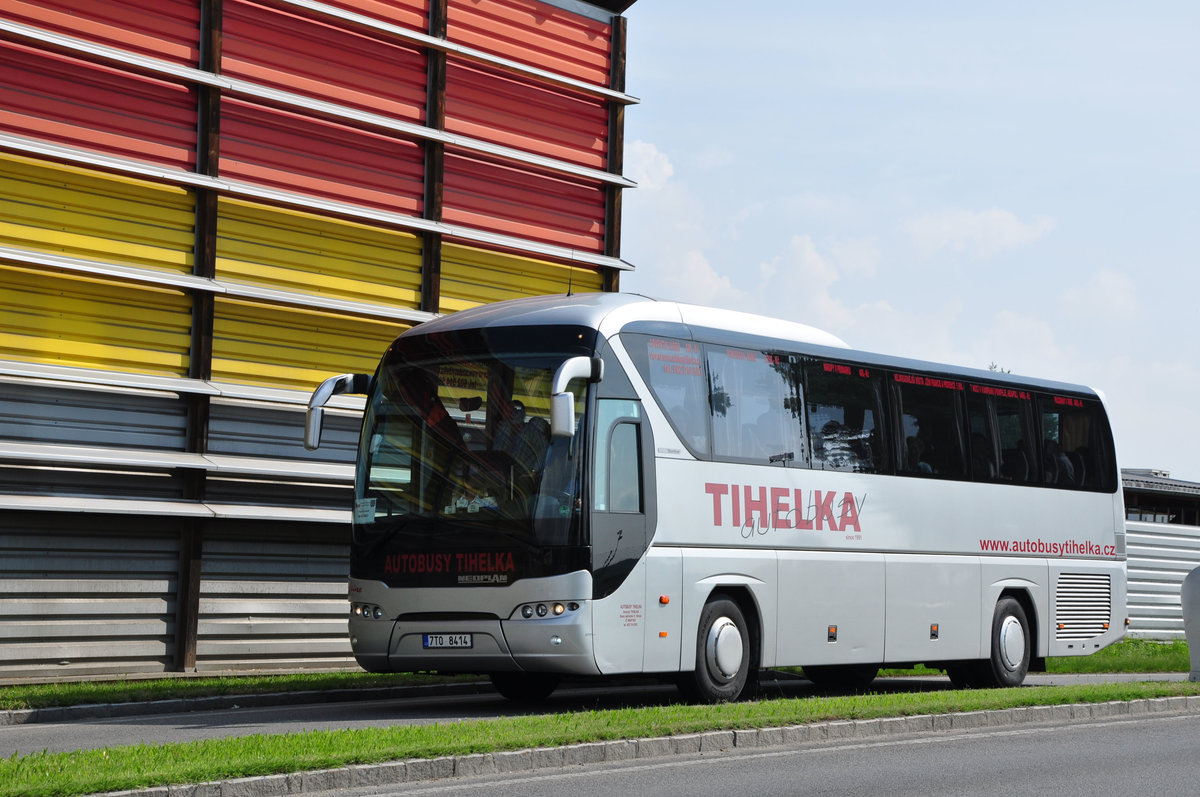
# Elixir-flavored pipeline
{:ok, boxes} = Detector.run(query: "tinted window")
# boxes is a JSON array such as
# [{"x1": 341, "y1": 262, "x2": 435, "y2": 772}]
[
  {"x1": 892, "y1": 373, "x2": 965, "y2": 479},
  {"x1": 965, "y1": 385, "x2": 1037, "y2": 484},
  {"x1": 624, "y1": 334, "x2": 709, "y2": 456},
  {"x1": 707, "y1": 346, "x2": 805, "y2": 465},
  {"x1": 804, "y1": 361, "x2": 887, "y2": 473},
  {"x1": 1039, "y1": 395, "x2": 1116, "y2": 491}
]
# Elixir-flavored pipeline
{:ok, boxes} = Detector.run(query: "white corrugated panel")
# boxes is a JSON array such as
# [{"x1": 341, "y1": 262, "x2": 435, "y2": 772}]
[{"x1": 1125, "y1": 519, "x2": 1200, "y2": 639}]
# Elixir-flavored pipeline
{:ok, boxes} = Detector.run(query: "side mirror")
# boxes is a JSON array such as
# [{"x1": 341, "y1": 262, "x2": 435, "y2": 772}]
[
  {"x1": 549, "y1": 356, "x2": 603, "y2": 438},
  {"x1": 305, "y1": 373, "x2": 371, "y2": 450}
]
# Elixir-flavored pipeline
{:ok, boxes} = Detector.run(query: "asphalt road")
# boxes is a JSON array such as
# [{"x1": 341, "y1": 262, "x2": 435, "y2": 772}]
[
  {"x1": 320, "y1": 711, "x2": 1200, "y2": 797},
  {"x1": 0, "y1": 672, "x2": 1184, "y2": 758}
]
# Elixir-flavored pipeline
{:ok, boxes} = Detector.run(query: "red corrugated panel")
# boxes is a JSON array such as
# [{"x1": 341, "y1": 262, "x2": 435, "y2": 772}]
[
  {"x1": 222, "y1": 0, "x2": 427, "y2": 123},
  {"x1": 445, "y1": 58, "x2": 607, "y2": 170},
  {"x1": 318, "y1": 0, "x2": 428, "y2": 32},
  {"x1": 219, "y1": 98, "x2": 424, "y2": 214},
  {"x1": 442, "y1": 149, "x2": 604, "y2": 252},
  {"x1": 0, "y1": 0, "x2": 200, "y2": 66},
  {"x1": 0, "y1": 41, "x2": 197, "y2": 170},
  {"x1": 447, "y1": 0, "x2": 611, "y2": 86}
]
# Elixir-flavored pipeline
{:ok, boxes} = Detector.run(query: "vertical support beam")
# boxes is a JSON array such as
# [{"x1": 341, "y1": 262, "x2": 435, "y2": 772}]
[
  {"x1": 602, "y1": 14, "x2": 628, "y2": 294},
  {"x1": 421, "y1": 0, "x2": 448, "y2": 314},
  {"x1": 176, "y1": 0, "x2": 223, "y2": 673}
]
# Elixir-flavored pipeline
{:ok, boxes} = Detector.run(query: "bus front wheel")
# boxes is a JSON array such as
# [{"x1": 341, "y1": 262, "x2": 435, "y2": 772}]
[{"x1": 680, "y1": 596, "x2": 751, "y2": 703}]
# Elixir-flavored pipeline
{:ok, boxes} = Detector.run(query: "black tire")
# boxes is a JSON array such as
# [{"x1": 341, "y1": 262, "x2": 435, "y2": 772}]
[
  {"x1": 803, "y1": 663, "x2": 878, "y2": 692},
  {"x1": 489, "y1": 671, "x2": 559, "y2": 703},
  {"x1": 679, "y1": 596, "x2": 751, "y2": 703},
  {"x1": 959, "y1": 596, "x2": 1031, "y2": 689}
]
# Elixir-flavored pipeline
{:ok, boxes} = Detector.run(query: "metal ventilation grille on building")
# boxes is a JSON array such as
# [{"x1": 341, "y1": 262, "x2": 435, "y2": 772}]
[{"x1": 1055, "y1": 573, "x2": 1112, "y2": 639}]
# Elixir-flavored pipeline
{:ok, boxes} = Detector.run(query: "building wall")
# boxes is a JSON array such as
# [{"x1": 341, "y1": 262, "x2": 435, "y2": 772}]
[{"x1": 0, "y1": 0, "x2": 634, "y2": 680}]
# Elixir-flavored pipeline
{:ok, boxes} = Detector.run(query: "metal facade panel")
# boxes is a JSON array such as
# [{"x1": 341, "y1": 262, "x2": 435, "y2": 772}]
[
  {"x1": 445, "y1": 58, "x2": 608, "y2": 170},
  {"x1": 222, "y1": 0, "x2": 427, "y2": 123},
  {"x1": 0, "y1": 42, "x2": 197, "y2": 169},
  {"x1": 442, "y1": 149, "x2": 604, "y2": 251},
  {"x1": 0, "y1": 155, "x2": 195, "y2": 274},
  {"x1": 219, "y1": 98, "x2": 425, "y2": 214},
  {"x1": 438, "y1": 241, "x2": 602, "y2": 312},
  {"x1": 318, "y1": 0, "x2": 429, "y2": 32},
  {"x1": 0, "y1": 515, "x2": 180, "y2": 678},
  {"x1": 208, "y1": 397, "x2": 359, "y2": 464},
  {"x1": 0, "y1": 0, "x2": 201, "y2": 65},
  {"x1": 0, "y1": 266, "x2": 192, "y2": 376},
  {"x1": 215, "y1": 199, "x2": 423, "y2": 311},
  {"x1": 0, "y1": 380, "x2": 187, "y2": 451},
  {"x1": 196, "y1": 528, "x2": 354, "y2": 670},
  {"x1": 1125, "y1": 519, "x2": 1200, "y2": 639},
  {"x1": 446, "y1": 0, "x2": 612, "y2": 86},
  {"x1": 210, "y1": 298, "x2": 405, "y2": 391}
]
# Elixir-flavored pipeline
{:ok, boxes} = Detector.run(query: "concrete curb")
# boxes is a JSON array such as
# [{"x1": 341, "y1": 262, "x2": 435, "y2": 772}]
[{"x1": 90, "y1": 695, "x2": 1200, "y2": 797}]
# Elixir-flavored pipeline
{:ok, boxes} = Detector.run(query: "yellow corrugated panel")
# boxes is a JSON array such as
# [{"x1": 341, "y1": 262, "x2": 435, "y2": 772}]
[
  {"x1": 439, "y1": 242, "x2": 603, "y2": 313},
  {"x1": 216, "y1": 199, "x2": 423, "y2": 310},
  {"x1": 0, "y1": 265, "x2": 191, "y2": 375},
  {"x1": 211, "y1": 298, "x2": 405, "y2": 391},
  {"x1": 0, "y1": 154, "x2": 194, "y2": 274}
]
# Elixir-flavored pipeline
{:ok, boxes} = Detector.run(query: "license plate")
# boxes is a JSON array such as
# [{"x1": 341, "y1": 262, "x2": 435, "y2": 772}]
[{"x1": 423, "y1": 633, "x2": 473, "y2": 649}]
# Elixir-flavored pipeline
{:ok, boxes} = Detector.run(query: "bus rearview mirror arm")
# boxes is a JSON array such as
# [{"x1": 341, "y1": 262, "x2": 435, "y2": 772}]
[
  {"x1": 305, "y1": 372, "x2": 372, "y2": 450},
  {"x1": 550, "y1": 356, "x2": 604, "y2": 438}
]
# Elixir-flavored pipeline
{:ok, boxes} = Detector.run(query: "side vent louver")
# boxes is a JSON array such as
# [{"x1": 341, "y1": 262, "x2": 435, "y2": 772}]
[{"x1": 1055, "y1": 573, "x2": 1111, "y2": 640}]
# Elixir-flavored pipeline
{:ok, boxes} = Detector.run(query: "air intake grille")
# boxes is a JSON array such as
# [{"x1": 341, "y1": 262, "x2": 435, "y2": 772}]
[{"x1": 1055, "y1": 573, "x2": 1111, "y2": 640}]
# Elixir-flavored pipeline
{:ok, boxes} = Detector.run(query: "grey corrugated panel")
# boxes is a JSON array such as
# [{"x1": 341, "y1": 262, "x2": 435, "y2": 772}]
[
  {"x1": 202, "y1": 476, "x2": 351, "y2": 510},
  {"x1": 207, "y1": 398, "x2": 360, "y2": 464},
  {"x1": 195, "y1": 524, "x2": 352, "y2": 668},
  {"x1": 0, "y1": 516, "x2": 180, "y2": 676},
  {"x1": 0, "y1": 495, "x2": 214, "y2": 516},
  {"x1": 0, "y1": 381, "x2": 187, "y2": 450}
]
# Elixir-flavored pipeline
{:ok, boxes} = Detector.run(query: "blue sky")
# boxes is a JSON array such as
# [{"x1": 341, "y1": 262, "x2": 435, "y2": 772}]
[{"x1": 619, "y1": 2, "x2": 1200, "y2": 480}]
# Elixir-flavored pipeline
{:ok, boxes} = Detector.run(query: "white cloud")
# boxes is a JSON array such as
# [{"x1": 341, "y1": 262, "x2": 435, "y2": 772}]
[
  {"x1": 905, "y1": 208, "x2": 1055, "y2": 259},
  {"x1": 625, "y1": 140, "x2": 674, "y2": 190},
  {"x1": 1060, "y1": 268, "x2": 1141, "y2": 320},
  {"x1": 673, "y1": 251, "x2": 751, "y2": 307}
]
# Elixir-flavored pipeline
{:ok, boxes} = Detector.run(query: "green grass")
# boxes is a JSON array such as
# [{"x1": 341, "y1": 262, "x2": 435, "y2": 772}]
[
  {"x1": 0, "y1": 639, "x2": 1192, "y2": 796},
  {"x1": 4, "y1": 680, "x2": 1200, "y2": 797},
  {"x1": 0, "y1": 671, "x2": 468, "y2": 712}
]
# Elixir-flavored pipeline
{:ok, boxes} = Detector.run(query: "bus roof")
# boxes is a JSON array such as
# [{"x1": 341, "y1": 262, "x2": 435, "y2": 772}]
[{"x1": 405, "y1": 293, "x2": 1102, "y2": 399}]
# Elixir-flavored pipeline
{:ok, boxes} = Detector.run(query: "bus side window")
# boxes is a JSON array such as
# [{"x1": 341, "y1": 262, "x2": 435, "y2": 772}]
[
  {"x1": 804, "y1": 361, "x2": 887, "y2": 474},
  {"x1": 706, "y1": 346, "x2": 805, "y2": 466},
  {"x1": 1038, "y1": 396, "x2": 1115, "y2": 491},
  {"x1": 594, "y1": 400, "x2": 643, "y2": 512},
  {"x1": 965, "y1": 391, "x2": 1000, "y2": 481},
  {"x1": 892, "y1": 374, "x2": 965, "y2": 479},
  {"x1": 622, "y1": 334, "x2": 710, "y2": 457}
]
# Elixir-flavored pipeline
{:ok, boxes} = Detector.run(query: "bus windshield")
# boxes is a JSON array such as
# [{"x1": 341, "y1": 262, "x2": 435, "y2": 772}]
[{"x1": 355, "y1": 329, "x2": 591, "y2": 562}]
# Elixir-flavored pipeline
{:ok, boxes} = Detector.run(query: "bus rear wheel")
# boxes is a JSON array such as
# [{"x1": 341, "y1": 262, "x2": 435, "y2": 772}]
[
  {"x1": 680, "y1": 596, "x2": 751, "y2": 703},
  {"x1": 490, "y1": 671, "x2": 559, "y2": 703},
  {"x1": 949, "y1": 597, "x2": 1031, "y2": 689}
]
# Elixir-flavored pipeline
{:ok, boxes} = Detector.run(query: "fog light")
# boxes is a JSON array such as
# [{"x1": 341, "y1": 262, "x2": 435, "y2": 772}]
[
  {"x1": 550, "y1": 635, "x2": 562, "y2": 646},
  {"x1": 536, "y1": 603, "x2": 548, "y2": 617},
  {"x1": 521, "y1": 605, "x2": 534, "y2": 619}
]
